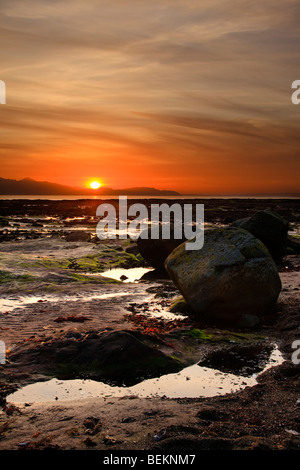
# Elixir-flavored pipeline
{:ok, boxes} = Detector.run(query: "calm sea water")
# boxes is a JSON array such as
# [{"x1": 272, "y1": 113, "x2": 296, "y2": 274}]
[{"x1": 0, "y1": 195, "x2": 298, "y2": 200}]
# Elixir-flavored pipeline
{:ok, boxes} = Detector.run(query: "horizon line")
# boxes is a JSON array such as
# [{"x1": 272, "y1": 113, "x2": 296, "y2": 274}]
[{"x1": 0, "y1": 177, "x2": 299, "y2": 198}]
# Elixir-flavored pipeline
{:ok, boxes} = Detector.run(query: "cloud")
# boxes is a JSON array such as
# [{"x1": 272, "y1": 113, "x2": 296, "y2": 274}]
[{"x1": 0, "y1": 0, "x2": 299, "y2": 193}]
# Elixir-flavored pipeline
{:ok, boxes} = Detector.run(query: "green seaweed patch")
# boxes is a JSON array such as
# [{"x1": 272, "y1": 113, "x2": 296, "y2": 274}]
[
  {"x1": 60, "y1": 252, "x2": 144, "y2": 273},
  {"x1": 98, "y1": 277, "x2": 121, "y2": 284},
  {"x1": 170, "y1": 354, "x2": 183, "y2": 364},
  {"x1": 69, "y1": 254, "x2": 104, "y2": 272},
  {"x1": 182, "y1": 327, "x2": 266, "y2": 343},
  {"x1": 103, "y1": 252, "x2": 144, "y2": 269},
  {"x1": 64, "y1": 272, "x2": 120, "y2": 283},
  {"x1": 213, "y1": 330, "x2": 266, "y2": 343},
  {"x1": 169, "y1": 296, "x2": 192, "y2": 314},
  {"x1": 0, "y1": 270, "x2": 36, "y2": 284},
  {"x1": 32, "y1": 258, "x2": 70, "y2": 269},
  {"x1": 68, "y1": 272, "x2": 98, "y2": 282},
  {"x1": 185, "y1": 328, "x2": 214, "y2": 340}
]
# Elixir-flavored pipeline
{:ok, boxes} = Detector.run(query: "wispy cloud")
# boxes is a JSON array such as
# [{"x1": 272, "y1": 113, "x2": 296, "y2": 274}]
[{"x1": 0, "y1": 0, "x2": 299, "y2": 193}]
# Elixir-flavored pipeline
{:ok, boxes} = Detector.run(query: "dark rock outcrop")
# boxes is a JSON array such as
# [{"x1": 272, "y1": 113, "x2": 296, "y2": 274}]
[
  {"x1": 9, "y1": 329, "x2": 183, "y2": 386},
  {"x1": 137, "y1": 224, "x2": 187, "y2": 270},
  {"x1": 231, "y1": 210, "x2": 289, "y2": 262}
]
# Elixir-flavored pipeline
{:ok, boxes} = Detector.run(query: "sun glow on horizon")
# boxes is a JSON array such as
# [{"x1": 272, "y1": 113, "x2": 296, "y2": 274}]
[{"x1": 90, "y1": 181, "x2": 102, "y2": 189}]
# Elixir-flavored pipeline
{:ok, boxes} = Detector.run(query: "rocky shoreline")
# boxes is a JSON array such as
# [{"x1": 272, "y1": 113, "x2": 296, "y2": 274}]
[{"x1": 0, "y1": 198, "x2": 299, "y2": 452}]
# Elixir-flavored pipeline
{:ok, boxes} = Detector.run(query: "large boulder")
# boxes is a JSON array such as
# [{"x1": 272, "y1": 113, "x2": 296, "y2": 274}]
[
  {"x1": 165, "y1": 227, "x2": 281, "y2": 328},
  {"x1": 137, "y1": 223, "x2": 186, "y2": 270},
  {"x1": 231, "y1": 210, "x2": 288, "y2": 262}
]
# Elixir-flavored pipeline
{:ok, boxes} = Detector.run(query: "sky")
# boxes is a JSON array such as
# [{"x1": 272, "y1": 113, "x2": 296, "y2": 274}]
[{"x1": 0, "y1": 0, "x2": 299, "y2": 195}]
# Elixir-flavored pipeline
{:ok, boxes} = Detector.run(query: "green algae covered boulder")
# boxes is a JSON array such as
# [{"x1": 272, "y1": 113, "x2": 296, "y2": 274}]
[
  {"x1": 165, "y1": 227, "x2": 281, "y2": 327},
  {"x1": 231, "y1": 210, "x2": 289, "y2": 262}
]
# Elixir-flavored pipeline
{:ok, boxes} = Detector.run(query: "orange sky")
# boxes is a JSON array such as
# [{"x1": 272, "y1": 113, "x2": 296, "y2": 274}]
[{"x1": 0, "y1": 0, "x2": 299, "y2": 195}]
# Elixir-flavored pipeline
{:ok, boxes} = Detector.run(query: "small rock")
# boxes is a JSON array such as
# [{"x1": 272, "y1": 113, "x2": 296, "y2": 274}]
[
  {"x1": 83, "y1": 437, "x2": 97, "y2": 447},
  {"x1": 17, "y1": 441, "x2": 31, "y2": 447},
  {"x1": 285, "y1": 429, "x2": 300, "y2": 436},
  {"x1": 65, "y1": 231, "x2": 91, "y2": 242},
  {"x1": 83, "y1": 416, "x2": 102, "y2": 435},
  {"x1": 154, "y1": 428, "x2": 167, "y2": 441},
  {"x1": 102, "y1": 436, "x2": 122, "y2": 445},
  {"x1": 121, "y1": 417, "x2": 136, "y2": 423},
  {"x1": 125, "y1": 244, "x2": 140, "y2": 255}
]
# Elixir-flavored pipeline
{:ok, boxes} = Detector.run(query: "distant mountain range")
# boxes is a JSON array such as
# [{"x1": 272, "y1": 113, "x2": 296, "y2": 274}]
[{"x1": 0, "y1": 177, "x2": 181, "y2": 196}]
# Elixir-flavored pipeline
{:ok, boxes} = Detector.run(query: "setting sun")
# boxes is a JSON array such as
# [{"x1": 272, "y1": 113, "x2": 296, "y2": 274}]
[{"x1": 90, "y1": 181, "x2": 101, "y2": 189}]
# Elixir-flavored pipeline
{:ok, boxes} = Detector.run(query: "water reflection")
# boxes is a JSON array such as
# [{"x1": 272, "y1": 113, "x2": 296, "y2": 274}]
[
  {"x1": 7, "y1": 345, "x2": 284, "y2": 404},
  {"x1": 94, "y1": 267, "x2": 154, "y2": 283}
]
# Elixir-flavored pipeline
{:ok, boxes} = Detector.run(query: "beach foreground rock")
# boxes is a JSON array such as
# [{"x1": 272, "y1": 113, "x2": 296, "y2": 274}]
[
  {"x1": 165, "y1": 227, "x2": 282, "y2": 327},
  {"x1": 231, "y1": 210, "x2": 288, "y2": 262},
  {"x1": 9, "y1": 329, "x2": 183, "y2": 386}
]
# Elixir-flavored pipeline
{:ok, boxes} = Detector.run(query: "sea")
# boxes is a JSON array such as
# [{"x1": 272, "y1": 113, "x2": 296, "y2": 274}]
[{"x1": 0, "y1": 195, "x2": 299, "y2": 200}]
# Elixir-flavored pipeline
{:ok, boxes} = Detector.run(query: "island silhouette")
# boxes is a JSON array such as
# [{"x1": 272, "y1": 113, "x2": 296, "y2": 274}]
[{"x1": 0, "y1": 177, "x2": 181, "y2": 196}]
